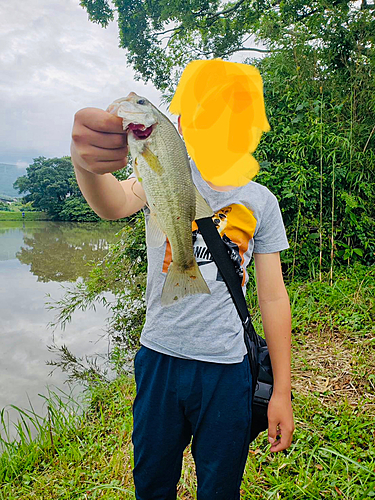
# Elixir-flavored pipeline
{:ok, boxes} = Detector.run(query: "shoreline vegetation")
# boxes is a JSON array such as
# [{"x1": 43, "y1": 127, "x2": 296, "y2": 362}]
[
  {"x1": 1, "y1": 266, "x2": 374, "y2": 499},
  {"x1": 0, "y1": 211, "x2": 51, "y2": 221}
]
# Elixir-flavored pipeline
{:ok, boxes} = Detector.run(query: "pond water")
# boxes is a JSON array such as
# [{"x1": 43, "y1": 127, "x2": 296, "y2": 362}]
[{"x1": 0, "y1": 220, "x2": 125, "y2": 439}]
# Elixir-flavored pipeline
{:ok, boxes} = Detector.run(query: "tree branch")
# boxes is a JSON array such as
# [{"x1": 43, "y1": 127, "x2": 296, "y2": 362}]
[
  {"x1": 192, "y1": 45, "x2": 271, "y2": 58},
  {"x1": 295, "y1": 7, "x2": 320, "y2": 21},
  {"x1": 155, "y1": 25, "x2": 180, "y2": 36},
  {"x1": 221, "y1": 46, "x2": 271, "y2": 56},
  {"x1": 205, "y1": 0, "x2": 249, "y2": 22},
  {"x1": 156, "y1": 0, "x2": 250, "y2": 36}
]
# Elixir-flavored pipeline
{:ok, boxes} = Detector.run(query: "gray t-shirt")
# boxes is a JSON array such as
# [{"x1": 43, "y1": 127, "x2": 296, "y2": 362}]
[{"x1": 136, "y1": 160, "x2": 289, "y2": 364}]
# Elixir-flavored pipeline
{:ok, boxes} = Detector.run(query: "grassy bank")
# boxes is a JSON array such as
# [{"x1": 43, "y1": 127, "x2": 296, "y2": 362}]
[
  {"x1": 1, "y1": 267, "x2": 374, "y2": 499},
  {"x1": 0, "y1": 211, "x2": 51, "y2": 221}
]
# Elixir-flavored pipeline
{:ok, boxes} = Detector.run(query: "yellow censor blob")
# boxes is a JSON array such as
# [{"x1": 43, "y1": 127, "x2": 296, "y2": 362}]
[{"x1": 169, "y1": 59, "x2": 270, "y2": 186}]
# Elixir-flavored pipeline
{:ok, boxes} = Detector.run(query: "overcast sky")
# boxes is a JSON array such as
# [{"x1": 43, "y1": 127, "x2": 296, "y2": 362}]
[
  {"x1": 0, "y1": 0, "x2": 166, "y2": 168},
  {"x1": 0, "y1": 0, "x2": 261, "y2": 169}
]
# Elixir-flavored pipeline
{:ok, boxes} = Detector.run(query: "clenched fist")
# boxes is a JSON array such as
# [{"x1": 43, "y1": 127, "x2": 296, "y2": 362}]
[{"x1": 71, "y1": 107, "x2": 129, "y2": 175}]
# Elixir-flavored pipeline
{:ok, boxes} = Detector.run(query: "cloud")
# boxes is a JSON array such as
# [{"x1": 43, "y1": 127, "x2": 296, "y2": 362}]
[
  {"x1": 0, "y1": 258, "x2": 111, "y2": 416},
  {"x1": 15, "y1": 161, "x2": 29, "y2": 169},
  {"x1": 0, "y1": 0, "x2": 166, "y2": 165}
]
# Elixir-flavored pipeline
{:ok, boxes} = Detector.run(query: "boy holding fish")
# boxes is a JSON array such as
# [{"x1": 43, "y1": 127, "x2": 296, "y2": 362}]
[{"x1": 71, "y1": 60, "x2": 294, "y2": 500}]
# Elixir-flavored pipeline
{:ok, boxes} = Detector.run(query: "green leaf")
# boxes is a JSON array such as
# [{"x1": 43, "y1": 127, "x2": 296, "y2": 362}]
[{"x1": 353, "y1": 248, "x2": 364, "y2": 257}]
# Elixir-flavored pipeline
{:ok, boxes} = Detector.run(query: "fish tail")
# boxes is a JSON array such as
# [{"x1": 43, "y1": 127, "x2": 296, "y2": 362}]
[{"x1": 161, "y1": 261, "x2": 211, "y2": 307}]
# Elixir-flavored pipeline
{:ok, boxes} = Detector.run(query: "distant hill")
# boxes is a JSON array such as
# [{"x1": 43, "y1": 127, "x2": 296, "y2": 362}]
[{"x1": 0, "y1": 163, "x2": 27, "y2": 198}]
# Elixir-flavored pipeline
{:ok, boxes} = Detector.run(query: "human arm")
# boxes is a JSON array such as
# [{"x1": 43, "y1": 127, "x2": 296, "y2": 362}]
[
  {"x1": 71, "y1": 107, "x2": 146, "y2": 219},
  {"x1": 253, "y1": 252, "x2": 294, "y2": 452}
]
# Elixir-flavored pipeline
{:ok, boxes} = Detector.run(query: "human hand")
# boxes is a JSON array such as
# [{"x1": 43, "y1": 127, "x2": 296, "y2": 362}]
[
  {"x1": 71, "y1": 107, "x2": 129, "y2": 175},
  {"x1": 267, "y1": 392, "x2": 294, "y2": 453}
]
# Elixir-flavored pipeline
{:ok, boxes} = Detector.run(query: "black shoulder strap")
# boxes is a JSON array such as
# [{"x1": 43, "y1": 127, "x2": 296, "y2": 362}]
[
  {"x1": 196, "y1": 217, "x2": 259, "y2": 388},
  {"x1": 195, "y1": 217, "x2": 260, "y2": 346}
]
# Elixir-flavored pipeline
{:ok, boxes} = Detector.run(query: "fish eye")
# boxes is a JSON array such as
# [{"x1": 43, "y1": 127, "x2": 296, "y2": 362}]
[{"x1": 137, "y1": 99, "x2": 146, "y2": 105}]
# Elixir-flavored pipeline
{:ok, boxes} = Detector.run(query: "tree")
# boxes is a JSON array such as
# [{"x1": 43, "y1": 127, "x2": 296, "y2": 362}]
[
  {"x1": 14, "y1": 157, "x2": 76, "y2": 220},
  {"x1": 80, "y1": 0, "x2": 375, "y2": 96},
  {"x1": 13, "y1": 156, "x2": 131, "y2": 221}
]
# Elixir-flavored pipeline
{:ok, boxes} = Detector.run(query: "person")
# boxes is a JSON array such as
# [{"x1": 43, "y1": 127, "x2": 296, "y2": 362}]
[{"x1": 71, "y1": 106, "x2": 294, "y2": 500}]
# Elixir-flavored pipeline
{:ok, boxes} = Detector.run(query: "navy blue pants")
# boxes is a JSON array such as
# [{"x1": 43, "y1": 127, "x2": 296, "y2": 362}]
[{"x1": 132, "y1": 346, "x2": 252, "y2": 500}]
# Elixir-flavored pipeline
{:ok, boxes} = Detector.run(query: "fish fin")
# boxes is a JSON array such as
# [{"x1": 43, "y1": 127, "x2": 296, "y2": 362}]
[
  {"x1": 194, "y1": 187, "x2": 213, "y2": 220},
  {"x1": 146, "y1": 213, "x2": 166, "y2": 248},
  {"x1": 141, "y1": 146, "x2": 163, "y2": 175},
  {"x1": 161, "y1": 260, "x2": 211, "y2": 307}
]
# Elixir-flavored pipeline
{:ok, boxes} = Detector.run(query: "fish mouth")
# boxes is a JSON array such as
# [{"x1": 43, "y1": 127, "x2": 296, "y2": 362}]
[{"x1": 127, "y1": 123, "x2": 154, "y2": 140}]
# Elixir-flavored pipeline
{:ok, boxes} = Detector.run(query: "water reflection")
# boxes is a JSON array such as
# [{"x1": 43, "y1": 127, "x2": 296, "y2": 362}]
[
  {"x1": 1, "y1": 221, "x2": 123, "y2": 281},
  {"x1": 0, "y1": 220, "x2": 124, "y2": 440}
]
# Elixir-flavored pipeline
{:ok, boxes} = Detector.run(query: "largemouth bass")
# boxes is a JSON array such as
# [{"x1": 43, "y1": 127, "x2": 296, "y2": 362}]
[{"x1": 108, "y1": 92, "x2": 212, "y2": 307}]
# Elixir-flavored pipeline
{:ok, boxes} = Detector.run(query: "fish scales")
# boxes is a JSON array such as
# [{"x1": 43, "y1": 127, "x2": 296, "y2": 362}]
[
  {"x1": 108, "y1": 93, "x2": 212, "y2": 306},
  {"x1": 140, "y1": 113, "x2": 195, "y2": 268}
]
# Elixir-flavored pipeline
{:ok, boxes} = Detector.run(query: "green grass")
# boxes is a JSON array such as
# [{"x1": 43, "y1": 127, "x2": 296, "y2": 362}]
[
  {"x1": 1, "y1": 267, "x2": 374, "y2": 499},
  {"x1": 0, "y1": 211, "x2": 51, "y2": 221},
  {"x1": 0, "y1": 381, "x2": 136, "y2": 499},
  {"x1": 241, "y1": 396, "x2": 375, "y2": 499},
  {"x1": 1, "y1": 379, "x2": 373, "y2": 499}
]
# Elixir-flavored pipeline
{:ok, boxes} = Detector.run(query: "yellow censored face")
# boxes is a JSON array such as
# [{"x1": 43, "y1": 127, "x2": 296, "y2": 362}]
[{"x1": 169, "y1": 59, "x2": 270, "y2": 186}]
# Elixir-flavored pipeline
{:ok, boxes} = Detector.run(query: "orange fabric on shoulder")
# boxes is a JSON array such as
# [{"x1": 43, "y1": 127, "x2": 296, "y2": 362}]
[{"x1": 169, "y1": 59, "x2": 270, "y2": 186}]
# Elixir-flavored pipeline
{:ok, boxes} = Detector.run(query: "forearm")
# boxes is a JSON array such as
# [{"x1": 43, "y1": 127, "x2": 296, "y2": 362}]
[
  {"x1": 259, "y1": 293, "x2": 291, "y2": 396},
  {"x1": 72, "y1": 146, "x2": 128, "y2": 220},
  {"x1": 74, "y1": 165, "x2": 127, "y2": 220},
  {"x1": 253, "y1": 253, "x2": 294, "y2": 450}
]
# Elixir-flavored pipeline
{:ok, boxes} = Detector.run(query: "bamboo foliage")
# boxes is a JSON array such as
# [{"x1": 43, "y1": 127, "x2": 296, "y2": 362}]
[
  {"x1": 330, "y1": 151, "x2": 336, "y2": 287},
  {"x1": 319, "y1": 86, "x2": 323, "y2": 282},
  {"x1": 254, "y1": 30, "x2": 375, "y2": 280}
]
